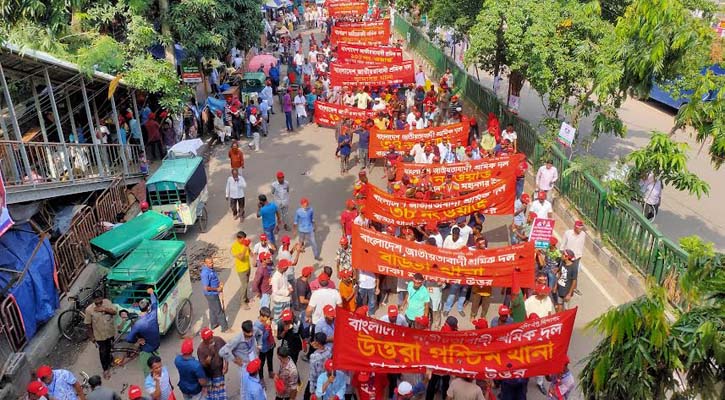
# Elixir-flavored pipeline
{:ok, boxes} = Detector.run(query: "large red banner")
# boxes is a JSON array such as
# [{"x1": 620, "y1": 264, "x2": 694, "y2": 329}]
[
  {"x1": 396, "y1": 154, "x2": 525, "y2": 191},
  {"x1": 351, "y1": 225, "x2": 536, "y2": 287},
  {"x1": 335, "y1": 18, "x2": 390, "y2": 29},
  {"x1": 332, "y1": 307, "x2": 578, "y2": 378},
  {"x1": 363, "y1": 178, "x2": 516, "y2": 226},
  {"x1": 330, "y1": 21, "x2": 391, "y2": 45},
  {"x1": 330, "y1": 61, "x2": 415, "y2": 88},
  {"x1": 369, "y1": 122, "x2": 470, "y2": 158},
  {"x1": 314, "y1": 101, "x2": 376, "y2": 127},
  {"x1": 327, "y1": 2, "x2": 369, "y2": 17},
  {"x1": 336, "y1": 43, "x2": 403, "y2": 65}
]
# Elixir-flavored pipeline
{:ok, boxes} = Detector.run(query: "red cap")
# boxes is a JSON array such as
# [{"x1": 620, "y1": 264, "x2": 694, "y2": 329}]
[
  {"x1": 388, "y1": 144, "x2": 395, "y2": 150},
  {"x1": 260, "y1": 233, "x2": 268, "y2": 241},
  {"x1": 387, "y1": 304, "x2": 398, "y2": 318},
  {"x1": 498, "y1": 305, "x2": 511, "y2": 316},
  {"x1": 276, "y1": 171, "x2": 285, "y2": 179},
  {"x1": 300, "y1": 197, "x2": 309, "y2": 205},
  {"x1": 128, "y1": 385, "x2": 143, "y2": 400},
  {"x1": 201, "y1": 327, "x2": 214, "y2": 340},
  {"x1": 472, "y1": 318, "x2": 489, "y2": 329},
  {"x1": 301, "y1": 266, "x2": 314, "y2": 277},
  {"x1": 259, "y1": 252, "x2": 272, "y2": 261},
  {"x1": 278, "y1": 259, "x2": 292, "y2": 269},
  {"x1": 529, "y1": 212, "x2": 538, "y2": 219},
  {"x1": 27, "y1": 381, "x2": 48, "y2": 397},
  {"x1": 281, "y1": 235, "x2": 291, "y2": 244},
  {"x1": 537, "y1": 191, "x2": 547, "y2": 200},
  {"x1": 357, "y1": 371, "x2": 370, "y2": 383},
  {"x1": 520, "y1": 193, "x2": 530, "y2": 203},
  {"x1": 181, "y1": 338, "x2": 194, "y2": 355},
  {"x1": 318, "y1": 273, "x2": 329, "y2": 282},
  {"x1": 549, "y1": 237, "x2": 558, "y2": 246},
  {"x1": 281, "y1": 309, "x2": 294, "y2": 322},
  {"x1": 424, "y1": 145, "x2": 432, "y2": 152},
  {"x1": 358, "y1": 169, "x2": 367, "y2": 176},
  {"x1": 527, "y1": 313, "x2": 540, "y2": 321},
  {"x1": 339, "y1": 269, "x2": 352, "y2": 279},
  {"x1": 275, "y1": 376, "x2": 286, "y2": 393},
  {"x1": 574, "y1": 220, "x2": 584, "y2": 228},
  {"x1": 36, "y1": 365, "x2": 52, "y2": 379},
  {"x1": 246, "y1": 358, "x2": 262, "y2": 374},
  {"x1": 414, "y1": 315, "x2": 429, "y2": 326},
  {"x1": 140, "y1": 201, "x2": 149, "y2": 211},
  {"x1": 564, "y1": 249, "x2": 576, "y2": 259},
  {"x1": 325, "y1": 359, "x2": 334, "y2": 372},
  {"x1": 323, "y1": 304, "x2": 336, "y2": 317},
  {"x1": 535, "y1": 284, "x2": 551, "y2": 295},
  {"x1": 339, "y1": 236, "x2": 349, "y2": 245},
  {"x1": 346, "y1": 199, "x2": 356, "y2": 208},
  {"x1": 355, "y1": 305, "x2": 369, "y2": 316}
]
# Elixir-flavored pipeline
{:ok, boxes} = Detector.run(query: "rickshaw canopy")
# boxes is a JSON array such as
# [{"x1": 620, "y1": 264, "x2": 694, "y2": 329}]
[
  {"x1": 147, "y1": 157, "x2": 204, "y2": 186},
  {"x1": 90, "y1": 211, "x2": 174, "y2": 259},
  {"x1": 240, "y1": 72, "x2": 267, "y2": 93},
  {"x1": 106, "y1": 240, "x2": 186, "y2": 284}
]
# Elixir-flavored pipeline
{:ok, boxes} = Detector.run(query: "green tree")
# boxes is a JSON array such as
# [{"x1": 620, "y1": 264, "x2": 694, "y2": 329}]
[{"x1": 580, "y1": 236, "x2": 724, "y2": 399}]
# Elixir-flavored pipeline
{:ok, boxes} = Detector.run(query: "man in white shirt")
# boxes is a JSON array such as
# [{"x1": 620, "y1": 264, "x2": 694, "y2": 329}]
[
  {"x1": 535, "y1": 160, "x2": 558, "y2": 200},
  {"x1": 560, "y1": 220, "x2": 586, "y2": 268},
  {"x1": 525, "y1": 283, "x2": 556, "y2": 394},
  {"x1": 501, "y1": 123, "x2": 518, "y2": 152},
  {"x1": 437, "y1": 138, "x2": 452, "y2": 162},
  {"x1": 414, "y1": 145, "x2": 435, "y2": 164},
  {"x1": 442, "y1": 227, "x2": 468, "y2": 316},
  {"x1": 357, "y1": 269, "x2": 378, "y2": 317},
  {"x1": 271, "y1": 260, "x2": 293, "y2": 320},
  {"x1": 305, "y1": 274, "x2": 342, "y2": 324},
  {"x1": 342, "y1": 90, "x2": 355, "y2": 107},
  {"x1": 225, "y1": 169, "x2": 247, "y2": 220},
  {"x1": 442, "y1": 226, "x2": 467, "y2": 250},
  {"x1": 355, "y1": 90, "x2": 372, "y2": 110},
  {"x1": 454, "y1": 216, "x2": 473, "y2": 245},
  {"x1": 406, "y1": 110, "x2": 418, "y2": 125},
  {"x1": 415, "y1": 65, "x2": 426, "y2": 88},
  {"x1": 294, "y1": 90, "x2": 307, "y2": 127},
  {"x1": 378, "y1": 304, "x2": 407, "y2": 326},
  {"x1": 639, "y1": 172, "x2": 662, "y2": 220},
  {"x1": 260, "y1": 81, "x2": 275, "y2": 114},
  {"x1": 409, "y1": 139, "x2": 425, "y2": 160},
  {"x1": 529, "y1": 191, "x2": 553, "y2": 219},
  {"x1": 252, "y1": 233, "x2": 276, "y2": 266},
  {"x1": 371, "y1": 98, "x2": 386, "y2": 111}
]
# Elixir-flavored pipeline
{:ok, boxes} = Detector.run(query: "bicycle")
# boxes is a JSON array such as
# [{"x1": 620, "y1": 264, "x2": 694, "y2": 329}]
[
  {"x1": 57, "y1": 279, "x2": 106, "y2": 342},
  {"x1": 108, "y1": 310, "x2": 140, "y2": 368}
]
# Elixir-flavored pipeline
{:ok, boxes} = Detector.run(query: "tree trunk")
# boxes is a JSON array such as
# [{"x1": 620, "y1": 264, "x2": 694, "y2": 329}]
[{"x1": 158, "y1": 0, "x2": 175, "y2": 64}]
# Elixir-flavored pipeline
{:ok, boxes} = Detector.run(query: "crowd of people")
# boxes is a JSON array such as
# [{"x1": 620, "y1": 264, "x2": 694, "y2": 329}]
[{"x1": 24, "y1": 1, "x2": 587, "y2": 400}]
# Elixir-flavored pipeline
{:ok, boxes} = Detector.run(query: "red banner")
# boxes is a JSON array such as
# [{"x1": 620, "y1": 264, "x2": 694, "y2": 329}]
[
  {"x1": 330, "y1": 61, "x2": 415, "y2": 88},
  {"x1": 396, "y1": 154, "x2": 525, "y2": 191},
  {"x1": 351, "y1": 225, "x2": 535, "y2": 287},
  {"x1": 335, "y1": 18, "x2": 390, "y2": 29},
  {"x1": 327, "y1": 2, "x2": 369, "y2": 17},
  {"x1": 314, "y1": 101, "x2": 376, "y2": 127},
  {"x1": 369, "y1": 122, "x2": 470, "y2": 158},
  {"x1": 363, "y1": 179, "x2": 516, "y2": 226},
  {"x1": 330, "y1": 20, "x2": 391, "y2": 45},
  {"x1": 332, "y1": 307, "x2": 578, "y2": 378},
  {"x1": 336, "y1": 43, "x2": 403, "y2": 65}
]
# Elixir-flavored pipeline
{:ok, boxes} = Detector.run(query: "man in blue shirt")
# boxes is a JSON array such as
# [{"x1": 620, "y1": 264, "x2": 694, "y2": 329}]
[
  {"x1": 174, "y1": 338, "x2": 208, "y2": 400},
  {"x1": 219, "y1": 320, "x2": 258, "y2": 399},
  {"x1": 356, "y1": 126, "x2": 370, "y2": 169},
  {"x1": 201, "y1": 257, "x2": 229, "y2": 332},
  {"x1": 293, "y1": 197, "x2": 321, "y2": 260},
  {"x1": 242, "y1": 359, "x2": 267, "y2": 400},
  {"x1": 257, "y1": 194, "x2": 281, "y2": 245},
  {"x1": 269, "y1": 64, "x2": 280, "y2": 93},
  {"x1": 127, "y1": 288, "x2": 161, "y2": 375},
  {"x1": 316, "y1": 359, "x2": 347, "y2": 400}
]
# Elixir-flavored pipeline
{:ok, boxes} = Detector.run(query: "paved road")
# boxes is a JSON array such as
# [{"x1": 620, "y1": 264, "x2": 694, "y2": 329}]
[
  {"x1": 62, "y1": 30, "x2": 634, "y2": 400},
  {"x1": 440, "y1": 41, "x2": 725, "y2": 251}
]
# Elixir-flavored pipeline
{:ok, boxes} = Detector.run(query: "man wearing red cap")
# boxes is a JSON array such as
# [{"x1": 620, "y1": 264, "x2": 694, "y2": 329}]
[
  {"x1": 353, "y1": 169, "x2": 369, "y2": 200},
  {"x1": 271, "y1": 171, "x2": 291, "y2": 231},
  {"x1": 529, "y1": 190, "x2": 553, "y2": 219},
  {"x1": 253, "y1": 252, "x2": 276, "y2": 308},
  {"x1": 294, "y1": 198, "x2": 322, "y2": 261},
  {"x1": 338, "y1": 269, "x2": 357, "y2": 312},
  {"x1": 197, "y1": 327, "x2": 228, "y2": 400},
  {"x1": 293, "y1": 266, "x2": 313, "y2": 322},
  {"x1": 271, "y1": 259, "x2": 294, "y2": 323},
  {"x1": 548, "y1": 355, "x2": 575, "y2": 399},
  {"x1": 556, "y1": 249, "x2": 579, "y2": 312},
  {"x1": 379, "y1": 304, "x2": 407, "y2": 326},
  {"x1": 232, "y1": 231, "x2": 252, "y2": 310},
  {"x1": 402, "y1": 273, "x2": 430, "y2": 326},
  {"x1": 276, "y1": 309, "x2": 303, "y2": 364},
  {"x1": 536, "y1": 159, "x2": 558, "y2": 200},
  {"x1": 315, "y1": 305, "x2": 337, "y2": 351},
  {"x1": 511, "y1": 193, "x2": 530, "y2": 244},
  {"x1": 306, "y1": 273, "x2": 341, "y2": 357},
  {"x1": 306, "y1": 332, "x2": 331, "y2": 400},
  {"x1": 526, "y1": 284, "x2": 555, "y2": 319},
  {"x1": 339, "y1": 199, "x2": 358, "y2": 243},
  {"x1": 490, "y1": 304, "x2": 513, "y2": 327},
  {"x1": 127, "y1": 385, "x2": 147, "y2": 400},
  {"x1": 174, "y1": 339, "x2": 208, "y2": 400},
  {"x1": 252, "y1": 232, "x2": 276, "y2": 267},
  {"x1": 561, "y1": 220, "x2": 586, "y2": 269},
  {"x1": 27, "y1": 381, "x2": 50, "y2": 400},
  {"x1": 335, "y1": 237, "x2": 352, "y2": 276},
  {"x1": 36, "y1": 366, "x2": 85, "y2": 400},
  {"x1": 315, "y1": 359, "x2": 347, "y2": 400},
  {"x1": 242, "y1": 359, "x2": 267, "y2": 400},
  {"x1": 257, "y1": 194, "x2": 282, "y2": 246}
]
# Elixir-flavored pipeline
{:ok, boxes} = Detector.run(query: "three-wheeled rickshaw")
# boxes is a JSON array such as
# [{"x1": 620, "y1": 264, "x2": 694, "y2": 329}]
[
  {"x1": 89, "y1": 211, "x2": 175, "y2": 268},
  {"x1": 105, "y1": 239, "x2": 193, "y2": 336},
  {"x1": 146, "y1": 155, "x2": 208, "y2": 233}
]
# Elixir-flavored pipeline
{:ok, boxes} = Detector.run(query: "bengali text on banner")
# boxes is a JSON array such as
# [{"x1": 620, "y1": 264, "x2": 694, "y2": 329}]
[
  {"x1": 330, "y1": 60, "x2": 415, "y2": 87},
  {"x1": 369, "y1": 122, "x2": 470, "y2": 158},
  {"x1": 351, "y1": 225, "x2": 535, "y2": 287},
  {"x1": 326, "y1": 1, "x2": 369, "y2": 17},
  {"x1": 336, "y1": 43, "x2": 403, "y2": 65},
  {"x1": 335, "y1": 18, "x2": 390, "y2": 29},
  {"x1": 330, "y1": 22, "x2": 391, "y2": 45},
  {"x1": 314, "y1": 101, "x2": 376, "y2": 128},
  {"x1": 332, "y1": 307, "x2": 577, "y2": 378},
  {"x1": 396, "y1": 154, "x2": 525, "y2": 191},
  {"x1": 362, "y1": 178, "x2": 516, "y2": 226}
]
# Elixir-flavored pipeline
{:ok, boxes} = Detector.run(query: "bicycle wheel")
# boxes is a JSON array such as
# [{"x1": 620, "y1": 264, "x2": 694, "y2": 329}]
[
  {"x1": 111, "y1": 345, "x2": 139, "y2": 368},
  {"x1": 58, "y1": 309, "x2": 88, "y2": 343},
  {"x1": 175, "y1": 298, "x2": 193, "y2": 335}
]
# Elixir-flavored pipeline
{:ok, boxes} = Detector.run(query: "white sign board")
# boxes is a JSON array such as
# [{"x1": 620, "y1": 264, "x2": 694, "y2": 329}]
[{"x1": 558, "y1": 121, "x2": 576, "y2": 147}]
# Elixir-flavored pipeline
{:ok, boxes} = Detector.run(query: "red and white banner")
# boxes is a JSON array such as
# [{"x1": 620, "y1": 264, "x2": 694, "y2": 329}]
[
  {"x1": 336, "y1": 43, "x2": 403, "y2": 65},
  {"x1": 332, "y1": 307, "x2": 578, "y2": 379},
  {"x1": 330, "y1": 20, "x2": 391, "y2": 45},
  {"x1": 314, "y1": 101, "x2": 376, "y2": 127},
  {"x1": 352, "y1": 225, "x2": 536, "y2": 287},
  {"x1": 330, "y1": 61, "x2": 415, "y2": 88},
  {"x1": 369, "y1": 122, "x2": 469, "y2": 158},
  {"x1": 396, "y1": 154, "x2": 525, "y2": 191},
  {"x1": 363, "y1": 178, "x2": 516, "y2": 226},
  {"x1": 327, "y1": 1, "x2": 369, "y2": 17},
  {"x1": 529, "y1": 218, "x2": 556, "y2": 249}
]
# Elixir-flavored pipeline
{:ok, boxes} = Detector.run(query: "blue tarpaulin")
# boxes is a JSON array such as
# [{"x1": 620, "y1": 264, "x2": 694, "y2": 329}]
[
  {"x1": 0, "y1": 224, "x2": 58, "y2": 340},
  {"x1": 205, "y1": 96, "x2": 227, "y2": 114}
]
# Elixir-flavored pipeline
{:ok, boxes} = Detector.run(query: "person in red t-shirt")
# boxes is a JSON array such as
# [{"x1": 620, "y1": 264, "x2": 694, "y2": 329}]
[
  {"x1": 352, "y1": 371, "x2": 387, "y2": 400},
  {"x1": 340, "y1": 199, "x2": 358, "y2": 242}
]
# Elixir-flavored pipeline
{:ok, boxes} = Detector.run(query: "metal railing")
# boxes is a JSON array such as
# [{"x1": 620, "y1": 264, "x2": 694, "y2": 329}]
[
  {"x1": 0, "y1": 296, "x2": 26, "y2": 352},
  {"x1": 94, "y1": 179, "x2": 130, "y2": 226},
  {"x1": 393, "y1": 14, "x2": 691, "y2": 289},
  {"x1": 0, "y1": 140, "x2": 144, "y2": 189}
]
